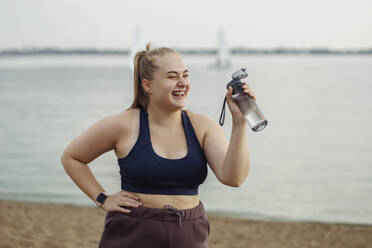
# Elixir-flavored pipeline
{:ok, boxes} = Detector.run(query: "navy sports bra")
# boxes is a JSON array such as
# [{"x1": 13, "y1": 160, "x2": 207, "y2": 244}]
[{"x1": 118, "y1": 107, "x2": 208, "y2": 195}]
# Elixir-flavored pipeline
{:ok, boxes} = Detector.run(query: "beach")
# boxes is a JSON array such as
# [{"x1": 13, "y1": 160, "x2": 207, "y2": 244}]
[{"x1": 1, "y1": 200, "x2": 371, "y2": 248}]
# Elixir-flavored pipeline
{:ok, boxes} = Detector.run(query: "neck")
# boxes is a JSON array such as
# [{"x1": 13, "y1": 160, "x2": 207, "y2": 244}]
[{"x1": 146, "y1": 105, "x2": 182, "y2": 127}]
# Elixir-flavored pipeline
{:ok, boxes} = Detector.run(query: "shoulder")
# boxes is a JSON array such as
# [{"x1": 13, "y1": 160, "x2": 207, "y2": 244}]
[
  {"x1": 182, "y1": 109, "x2": 221, "y2": 147},
  {"x1": 116, "y1": 107, "x2": 140, "y2": 122},
  {"x1": 96, "y1": 107, "x2": 140, "y2": 135},
  {"x1": 182, "y1": 109, "x2": 225, "y2": 150},
  {"x1": 62, "y1": 108, "x2": 141, "y2": 163},
  {"x1": 183, "y1": 109, "x2": 218, "y2": 129}
]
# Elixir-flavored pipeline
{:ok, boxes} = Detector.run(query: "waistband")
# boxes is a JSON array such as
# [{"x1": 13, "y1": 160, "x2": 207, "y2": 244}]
[{"x1": 106, "y1": 200, "x2": 205, "y2": 222}]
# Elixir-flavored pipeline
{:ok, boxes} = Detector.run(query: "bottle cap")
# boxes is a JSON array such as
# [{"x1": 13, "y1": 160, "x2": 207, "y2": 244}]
[{"x1": 226, "y1": 79, "x2": 244, "y2": 94}]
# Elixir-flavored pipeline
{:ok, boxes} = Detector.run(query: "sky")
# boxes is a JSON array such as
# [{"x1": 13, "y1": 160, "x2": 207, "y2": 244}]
[{"x1": 0, "y1": 0, "x2": 371, "y2": 49}]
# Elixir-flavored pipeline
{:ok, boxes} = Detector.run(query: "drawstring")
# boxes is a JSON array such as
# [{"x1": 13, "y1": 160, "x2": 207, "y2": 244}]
[
  {"x1": 165, "y1": 205, "x2": 185, "y2": 228},
  {"x1": 219, "y1": 97, "x2": 227, "y2": 126}
]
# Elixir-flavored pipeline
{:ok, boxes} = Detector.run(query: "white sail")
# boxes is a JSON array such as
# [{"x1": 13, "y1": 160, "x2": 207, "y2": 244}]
[
  {"x1": 216, "y1": 28, "x2": 231, "y2": 68},
  {"x1": 129, "y1": 25, "x2": 147, "y2": 71}
]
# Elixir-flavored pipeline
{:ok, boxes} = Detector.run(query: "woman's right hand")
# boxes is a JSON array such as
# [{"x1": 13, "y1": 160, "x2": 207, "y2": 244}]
[{"x1": 101, "y1": 190, "x2": 142, "y2": 213}]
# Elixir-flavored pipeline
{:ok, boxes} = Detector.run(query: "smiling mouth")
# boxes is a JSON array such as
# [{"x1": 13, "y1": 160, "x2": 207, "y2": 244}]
[{"x1": 172, "y1": 92, "x2": 185, "y2": 96}]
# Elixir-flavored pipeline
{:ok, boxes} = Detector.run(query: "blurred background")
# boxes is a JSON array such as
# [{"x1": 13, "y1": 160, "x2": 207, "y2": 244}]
[{"x1": 1, "y1": 0, "x2": 371, "y2": 225}]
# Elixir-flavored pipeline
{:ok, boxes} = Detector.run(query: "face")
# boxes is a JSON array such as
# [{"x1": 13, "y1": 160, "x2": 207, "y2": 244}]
[{"x1": 143, "y1": 53, "x2": 190, "y2": 110}]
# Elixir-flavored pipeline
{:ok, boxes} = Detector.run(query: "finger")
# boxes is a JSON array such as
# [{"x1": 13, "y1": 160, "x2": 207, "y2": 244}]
[
  {"x1": 243, "y1": 87, "x2": 254, "y2": 94},
  {"x1": 121, "y1": 191, "x2": 140, "y2": 200},
  {"x1": 243, "y1": 89, "x2": 252, "y2": 94},
  {"x1": 123, "y1": 197, "x2": 142, "y2": 205},
  {"x1": 242, "y1": 84, "x2": 252, "y2": 90},
  {"x1": 244, "y1": 89, "x2": 256, "y2": 100},
  {"x1": 116, "y1": 206, "x2": 131, "y2": 213},
  {"x1": 120, "y1": 201, "x2": 140, "y2": 208},
  {"x1": 120, "y1": 199, "x2": 142, "y2": 207},
  {"x1": 247, "y1": 90, "x2": 255, "y2": 97},
  {"x1": 226, "y1": 86, "x2": 233, "y2": 99}
]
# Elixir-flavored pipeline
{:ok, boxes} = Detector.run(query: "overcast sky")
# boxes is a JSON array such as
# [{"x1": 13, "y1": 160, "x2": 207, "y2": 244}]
[{"x1": 0, "y1": 0, "x2": 371, "y2": 49}]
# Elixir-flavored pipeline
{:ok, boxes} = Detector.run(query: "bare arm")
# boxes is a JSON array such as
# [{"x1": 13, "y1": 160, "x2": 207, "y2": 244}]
[
  {"x1": 203, "y1": 82, "x2": 255, "y2": 187},
  {"x1": 60, "y1": 114, "x2": 121, "y2": 205},
  {"x1": 203, "y1": 116, "x2": 250, "y2": 187}
]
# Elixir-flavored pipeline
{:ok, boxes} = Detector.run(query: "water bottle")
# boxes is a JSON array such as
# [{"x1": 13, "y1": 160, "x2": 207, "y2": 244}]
[{"x1": 219, "y1": 68, "x2": 268, "y2": 132}]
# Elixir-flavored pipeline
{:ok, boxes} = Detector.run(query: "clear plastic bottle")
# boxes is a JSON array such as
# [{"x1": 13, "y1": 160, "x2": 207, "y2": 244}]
[{"x1": 219, "y1": 68, "x2": 268, "y2": 132}]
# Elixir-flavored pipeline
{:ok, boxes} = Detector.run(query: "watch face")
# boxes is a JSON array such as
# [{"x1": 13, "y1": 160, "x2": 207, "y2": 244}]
[{"x1": 96, "y1": 193, "x2": 107, "y2": 204}]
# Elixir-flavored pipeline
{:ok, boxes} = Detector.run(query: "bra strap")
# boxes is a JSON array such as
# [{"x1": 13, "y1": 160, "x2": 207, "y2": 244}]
[
  {"x1": 181, "y1": 111, "x2": 204, "y2": 154},
  {"x1": 139, "y1": 107, "x2": 152, "y2": 145}
]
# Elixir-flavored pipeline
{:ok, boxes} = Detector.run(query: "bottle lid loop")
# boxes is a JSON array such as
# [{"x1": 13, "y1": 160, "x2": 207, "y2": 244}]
[{"x1": 219, "y1": 97, "x2": 227, "y2": 126}]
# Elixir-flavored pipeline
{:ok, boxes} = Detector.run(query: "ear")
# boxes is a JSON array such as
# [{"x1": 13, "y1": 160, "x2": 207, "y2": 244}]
[{"x1": 141, "y1": 79, "x2": 152, "y2": 94}]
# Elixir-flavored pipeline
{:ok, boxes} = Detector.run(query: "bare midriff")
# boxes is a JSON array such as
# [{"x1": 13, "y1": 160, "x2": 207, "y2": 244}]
[{"x1": 133, "y1": 192, "x2": 200, "y2": 210}]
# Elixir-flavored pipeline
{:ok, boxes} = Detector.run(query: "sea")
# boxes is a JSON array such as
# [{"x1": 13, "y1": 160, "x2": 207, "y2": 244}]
[{"x1": 0, "y1": 54, "x2": 371, "y2": 226}]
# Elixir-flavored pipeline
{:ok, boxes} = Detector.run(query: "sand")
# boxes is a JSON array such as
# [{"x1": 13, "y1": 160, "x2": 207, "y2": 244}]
[{"x1": 1, "y1": 199, "x2": 371, "y2": 248}]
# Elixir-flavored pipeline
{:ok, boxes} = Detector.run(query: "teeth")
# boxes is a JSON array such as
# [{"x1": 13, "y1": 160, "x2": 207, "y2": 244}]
[{"x1": 172, "y1": 92, "x2": 184, "y2": 96}]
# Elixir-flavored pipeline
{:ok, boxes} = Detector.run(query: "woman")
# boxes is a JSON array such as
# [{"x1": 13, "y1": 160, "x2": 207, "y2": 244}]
[{"x1": 61, "y1": 43, "x2": 256, "y2": 248}]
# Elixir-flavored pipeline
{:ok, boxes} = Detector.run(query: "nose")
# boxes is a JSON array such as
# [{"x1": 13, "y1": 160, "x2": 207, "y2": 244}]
[{"x1": 177, "y1": 77, "x2": 187, "y2": 87}]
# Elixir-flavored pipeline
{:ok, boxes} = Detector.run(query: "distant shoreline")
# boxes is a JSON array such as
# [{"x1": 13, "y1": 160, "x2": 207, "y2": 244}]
[{"x1": 1, "y1": 47, "x2": 372, "y2": 57}]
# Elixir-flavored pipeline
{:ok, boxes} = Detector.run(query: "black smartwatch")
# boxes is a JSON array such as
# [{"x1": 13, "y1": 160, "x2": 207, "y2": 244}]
[{"x1": 95, "y1": 192, "x2": 108, "y2": 207}]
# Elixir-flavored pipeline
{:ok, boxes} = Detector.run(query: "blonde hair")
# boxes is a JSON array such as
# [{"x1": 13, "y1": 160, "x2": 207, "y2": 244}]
[{"x1": 129, "y1": 43, "x2": 177, "y2": 110}]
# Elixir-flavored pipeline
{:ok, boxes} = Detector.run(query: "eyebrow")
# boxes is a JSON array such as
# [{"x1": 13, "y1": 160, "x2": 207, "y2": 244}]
[{"x1": 166, "y1": 70, "x2": 189, "y2": 74}]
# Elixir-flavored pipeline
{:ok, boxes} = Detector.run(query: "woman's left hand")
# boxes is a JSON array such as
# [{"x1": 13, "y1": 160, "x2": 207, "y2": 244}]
[{"x1": 225, "y1": 82, "x2": 257, "y2": 123}]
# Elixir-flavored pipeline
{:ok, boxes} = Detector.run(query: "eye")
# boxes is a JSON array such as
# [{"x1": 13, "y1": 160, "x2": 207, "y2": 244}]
[{"x1": 183, "y1": 74, "x2": 189, "y2": 78}]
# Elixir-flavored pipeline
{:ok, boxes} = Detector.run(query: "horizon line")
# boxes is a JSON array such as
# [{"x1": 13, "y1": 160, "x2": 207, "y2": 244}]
[{"x1": 1, "y1": 46, "x2": 372, "y2": 56}]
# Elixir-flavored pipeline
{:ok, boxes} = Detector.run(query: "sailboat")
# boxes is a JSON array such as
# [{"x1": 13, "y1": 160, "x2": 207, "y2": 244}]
[
  {"x1": 215, "y1": 28, "x2": 231, "y2": 68},
  {"x1": 129, "y1": 25, "x2": 147, "y2": 71}
]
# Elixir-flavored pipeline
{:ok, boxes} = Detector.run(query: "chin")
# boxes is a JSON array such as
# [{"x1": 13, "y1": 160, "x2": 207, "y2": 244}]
[
  {"x1": 171, "y1": 103, "x2": 186, "y2": 110},
  {"x1": 169, "y1": 100, "x2": 186, "y2": 110}
]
